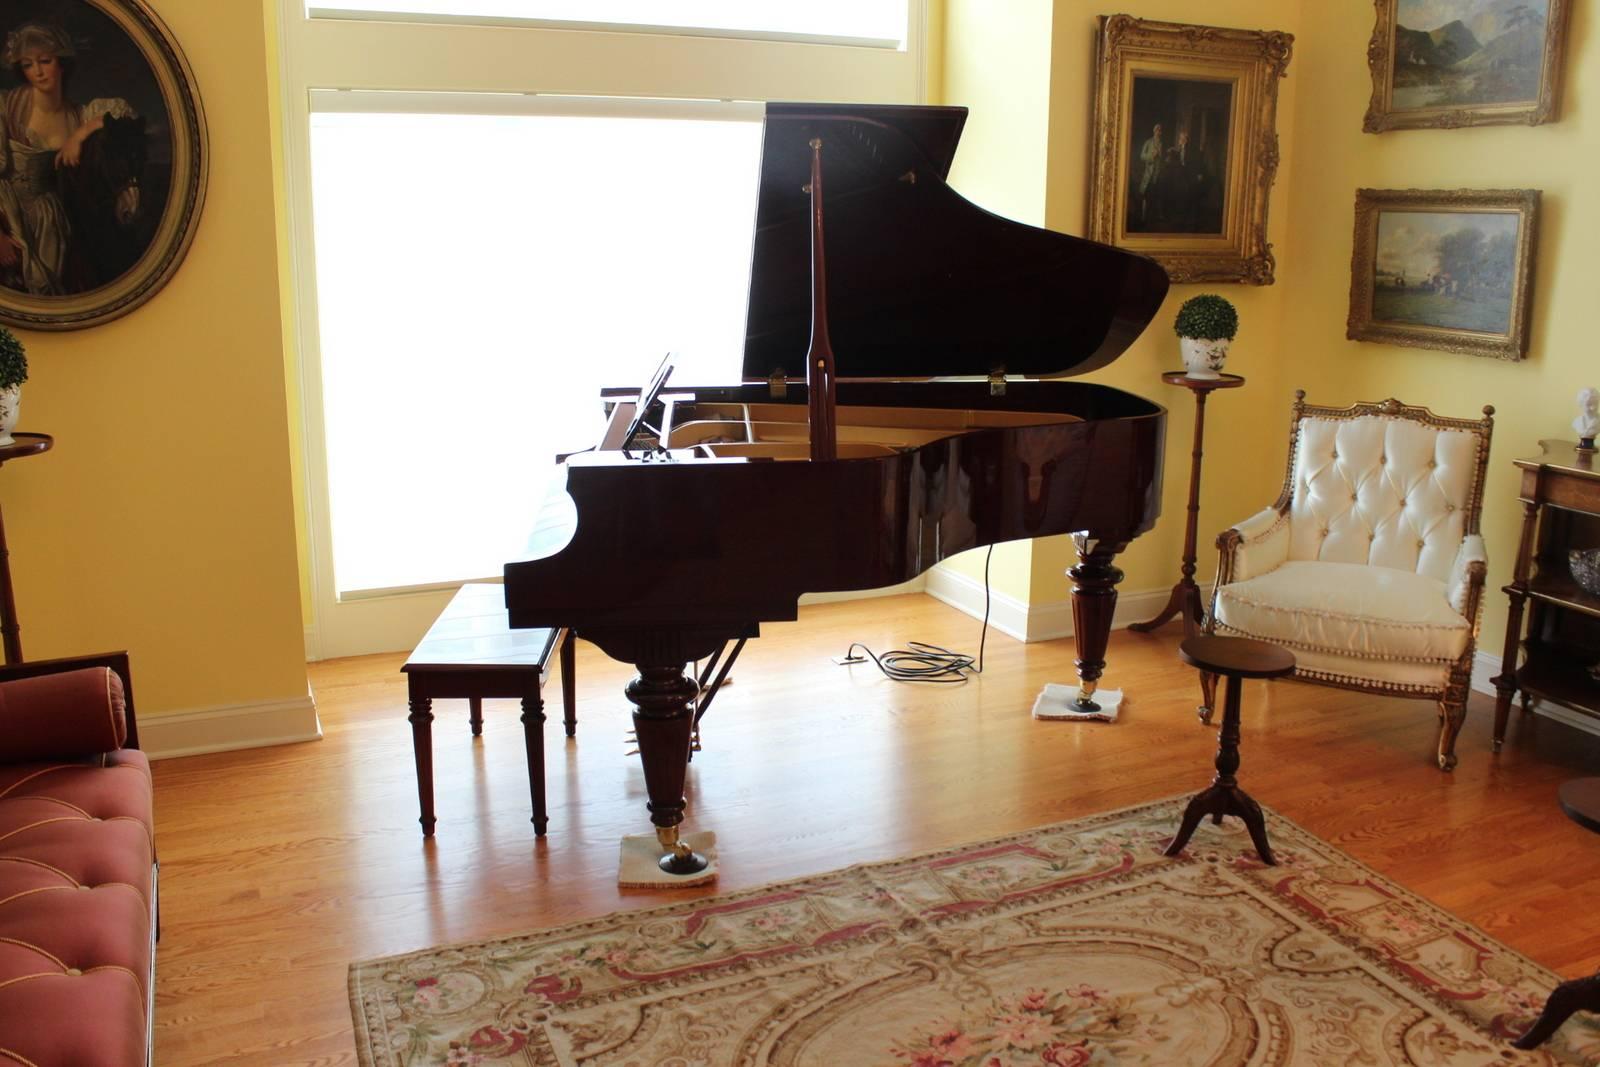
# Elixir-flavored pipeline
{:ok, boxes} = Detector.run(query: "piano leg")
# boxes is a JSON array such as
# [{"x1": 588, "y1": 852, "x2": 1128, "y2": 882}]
[
  {"x1": 1068, "y1": 537, "x2": 1129, "y2": 712},
  {"x1": 626, "y1": 663, "x2": 710, "y2": 876}
]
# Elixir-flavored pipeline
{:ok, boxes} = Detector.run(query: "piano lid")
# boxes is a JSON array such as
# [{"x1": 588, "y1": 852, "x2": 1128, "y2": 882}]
[{"x1": 742, "y1": 101, "x2": 1170, "y2": 383}]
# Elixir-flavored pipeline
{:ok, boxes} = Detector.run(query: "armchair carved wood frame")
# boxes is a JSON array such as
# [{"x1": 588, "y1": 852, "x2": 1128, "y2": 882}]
[{"x1": 1201, "y1": 393, "x2": 1494, "y2": 771}]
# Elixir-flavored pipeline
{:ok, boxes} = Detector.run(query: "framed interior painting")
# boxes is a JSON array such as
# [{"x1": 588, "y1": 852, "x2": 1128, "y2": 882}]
[
  {"x1": 1088, "y1": 15, "x2": 1293, "y2": 286},
  {"x1": 1365, "y1": 0, "x2": 1571, "y2": 131},
  {"x1": 0, "y1": 0, "x2": 207, "y2": 330},
  {"x1": 1347, "y1": 188, "x2": 1538, "y2": 362}
]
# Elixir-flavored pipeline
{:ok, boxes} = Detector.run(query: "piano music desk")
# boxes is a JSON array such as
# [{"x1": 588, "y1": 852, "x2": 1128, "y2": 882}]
[{"x1": 401, "y1": 583, "x2": 575, "y2": 837}]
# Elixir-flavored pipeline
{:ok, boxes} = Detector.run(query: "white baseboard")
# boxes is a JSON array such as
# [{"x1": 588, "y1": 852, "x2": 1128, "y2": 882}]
[
  {"x1": 1471, "y1": 650, "x2": 1600, "y2": 738},
  {"x1": 800, "y1": 575, "x2": 926, "y2": 606},
  {"x1": 924, "y1": 566, "x2": 1033, "y2": 641},
  {"x1": 924, "y1": 566, "x2": 1172, "y2": 643},
  {"x1": 1470, "y1": 650, "x2": 1501, "y2": 698},
  {"x1": 140, "y1": 691, "x2": 323, "y2": 760}
]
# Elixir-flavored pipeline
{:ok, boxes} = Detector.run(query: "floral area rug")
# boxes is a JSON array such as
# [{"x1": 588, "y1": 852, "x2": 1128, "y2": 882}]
[{"x1": 349, "y1": 798, "x2": 1599, "y2": 1065}]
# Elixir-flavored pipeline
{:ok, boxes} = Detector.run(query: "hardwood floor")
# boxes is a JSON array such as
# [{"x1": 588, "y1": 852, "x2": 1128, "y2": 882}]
[{"x1": 150, "y1": 593, "x2": 1600, "y2": 1064}]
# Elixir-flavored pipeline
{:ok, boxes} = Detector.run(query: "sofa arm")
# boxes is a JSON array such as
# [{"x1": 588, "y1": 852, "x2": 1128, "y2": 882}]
[
  {"x1": 0, "y1": 667, "x2": 127, "y2": 762},
  {"x1": 1448, "y1": 534, "x2": 1489, "y2": 619},
  {"x1": 1217, "y1": 506, "x2": 1291, "y2": 585}
]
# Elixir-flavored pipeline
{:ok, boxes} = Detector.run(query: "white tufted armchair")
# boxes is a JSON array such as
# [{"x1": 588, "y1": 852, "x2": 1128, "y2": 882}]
[{"x1": 1202, "y1": 393, "x2": 1495, "y2": 770}]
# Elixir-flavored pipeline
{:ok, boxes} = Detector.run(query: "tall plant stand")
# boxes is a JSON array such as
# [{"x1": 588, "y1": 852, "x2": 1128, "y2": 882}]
[
  {"x1": 1130, "y1": 373, "x2": 1244, "y2": 636},
  {"x1": 0, "y1": 432, "x2": 52, "y2": 664}
]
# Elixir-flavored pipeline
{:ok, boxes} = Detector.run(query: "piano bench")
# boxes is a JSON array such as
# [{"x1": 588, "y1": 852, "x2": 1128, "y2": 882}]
[{"x1": 401, "y1": 583, "x2": 576, "y2": 837}]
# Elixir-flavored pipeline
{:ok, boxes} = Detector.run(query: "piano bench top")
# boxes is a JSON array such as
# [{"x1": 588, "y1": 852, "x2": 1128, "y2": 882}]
[{"x1": 403, "y1": 584, "x2": 564, "y2": 691}]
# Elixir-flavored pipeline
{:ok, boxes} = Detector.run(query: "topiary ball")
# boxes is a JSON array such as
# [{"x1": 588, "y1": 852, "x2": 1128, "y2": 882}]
[
  {"x1": 0, "y1": 327, "x2": 25, "y2": 391},
  {"x1": 1173, "y1": 294, "x2": 1239, "y2": 342}
]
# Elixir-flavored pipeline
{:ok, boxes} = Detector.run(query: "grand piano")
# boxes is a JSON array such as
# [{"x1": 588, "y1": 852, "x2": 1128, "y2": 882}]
[{"x1": 505, "y1": 102, "x2": 1169, "y2": 879}]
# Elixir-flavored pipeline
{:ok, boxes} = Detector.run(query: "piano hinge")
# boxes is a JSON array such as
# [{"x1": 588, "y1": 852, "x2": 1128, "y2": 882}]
[
  {"x1": 989, "y1": 366, "x2": 1007, "y2": 397},
  {"x1": 768, "y1": 368, "x2": 788, "y2": 399}
]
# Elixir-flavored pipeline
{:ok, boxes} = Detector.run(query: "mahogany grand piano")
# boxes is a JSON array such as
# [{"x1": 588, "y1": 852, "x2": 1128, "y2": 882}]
[{"x1": 504, "y1": 102, "x2": 1170, "y2": 878}]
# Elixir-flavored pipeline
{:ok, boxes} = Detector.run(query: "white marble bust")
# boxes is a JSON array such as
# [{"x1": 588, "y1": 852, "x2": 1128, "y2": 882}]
[{"x1": 1575, "y1": 386, "x2": 1600, "y2": 443}]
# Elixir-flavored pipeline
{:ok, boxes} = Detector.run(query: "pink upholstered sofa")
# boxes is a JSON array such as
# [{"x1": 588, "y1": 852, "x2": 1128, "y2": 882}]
[{"x1": 0, "y1": 655, "x2": 156, "y2": 1067}]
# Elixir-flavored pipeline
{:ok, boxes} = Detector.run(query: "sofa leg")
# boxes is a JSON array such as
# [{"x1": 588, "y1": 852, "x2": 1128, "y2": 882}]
[
  {"x1": 1197, "y1": 670, "x2": 1217, "y2": 725},
  {"x1": 1436, "y1": 697, "x2": 1467, "y2": 772}
]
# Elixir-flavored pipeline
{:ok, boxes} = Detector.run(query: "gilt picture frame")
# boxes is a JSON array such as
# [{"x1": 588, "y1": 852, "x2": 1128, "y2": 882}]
[
  {"x1": 1088, "y1": 15, "x2": 1293, "y2": 286},
  {"x1": 1347, "y1": 188, "x2": 1538, "y2": 362},
  {"x1": 0, "y1": 0, "x2": 207, "y2": 330},
  {"x1": 1364, "y1": 0, "x2": 1570, "y2": 132}
]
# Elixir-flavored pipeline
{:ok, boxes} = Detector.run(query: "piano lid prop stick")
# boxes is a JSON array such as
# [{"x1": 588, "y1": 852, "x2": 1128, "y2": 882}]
[{"x1": 805, "y1": 136, "x2": 838, "y2": 463}]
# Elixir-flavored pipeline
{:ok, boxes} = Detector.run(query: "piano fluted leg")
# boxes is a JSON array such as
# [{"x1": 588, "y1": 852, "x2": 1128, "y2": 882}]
[
  {"x1": 626, "y1": 663, "x2": 710, "y2": 876},
  {"x1": 1068, "y1": 537, "x2": 1129, "y2": 712}
]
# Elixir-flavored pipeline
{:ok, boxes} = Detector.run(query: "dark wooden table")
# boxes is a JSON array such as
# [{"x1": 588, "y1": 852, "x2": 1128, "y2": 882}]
[
  {"x1": 1130, "y1": 374, "x2": 1244, "y2": 636},
  {"x1": 1165, "y1": 633, "x2": 1294, "y2": 865},
  {"x1": 1492, "y1": 440, "x2": 1600, "y2": 749},
  {"x1": 402, "y1": 583, "x2": 574, "y2": 837},
  {"x1": 0, "y1": 432, "x2": 52, "y2": 664}
]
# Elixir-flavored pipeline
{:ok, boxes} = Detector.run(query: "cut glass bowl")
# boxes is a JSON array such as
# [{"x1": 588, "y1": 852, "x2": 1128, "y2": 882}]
[{"x1": 1571, "y1": 547, "x2": 1600, "y2": 596}]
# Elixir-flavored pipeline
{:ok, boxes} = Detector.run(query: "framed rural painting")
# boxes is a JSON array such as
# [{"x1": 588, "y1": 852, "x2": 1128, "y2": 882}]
[
  {"x1": 0, "y1": 0, "x2": 207, "y2": 330},
  {"x1": 1088, "y1": 15, "x2": 1293, "y2": 286},
  {"x1": 1347, "y1": 188, "x2": 1538, "y2": 361},
  {"x1": 1365, "y1": 0, "x2": 1571, "y2": 131}
]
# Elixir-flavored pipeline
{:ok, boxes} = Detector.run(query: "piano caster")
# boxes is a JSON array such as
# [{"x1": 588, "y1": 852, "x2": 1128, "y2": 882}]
[{"x1": 656, "y1": 826, "x2": 709, "y2": 876}]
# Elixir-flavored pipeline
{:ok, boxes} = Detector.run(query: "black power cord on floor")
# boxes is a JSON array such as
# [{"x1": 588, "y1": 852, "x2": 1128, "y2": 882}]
[{"x1": 837, "y1": 544, "x2": 994, "y2": 684}]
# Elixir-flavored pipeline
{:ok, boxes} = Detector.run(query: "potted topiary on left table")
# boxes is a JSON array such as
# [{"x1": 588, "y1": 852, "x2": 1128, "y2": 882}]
[
  {"x1": 1174, "y1": 293, "x2": 1238, "y2": 381},
  {"x1": 0, "y1": 326, "x2": 27, "y2": 447}
]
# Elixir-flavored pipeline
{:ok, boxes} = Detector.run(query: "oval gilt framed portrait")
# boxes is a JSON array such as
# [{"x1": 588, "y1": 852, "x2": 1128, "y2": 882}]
[{"x1": 0, "y1": 0, "x2": 206, "y2": 330}]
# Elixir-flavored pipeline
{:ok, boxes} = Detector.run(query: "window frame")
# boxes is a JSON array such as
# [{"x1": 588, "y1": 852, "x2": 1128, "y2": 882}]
[{"x1": 278, "y1": 2, "x2": 929, "y2": 659}]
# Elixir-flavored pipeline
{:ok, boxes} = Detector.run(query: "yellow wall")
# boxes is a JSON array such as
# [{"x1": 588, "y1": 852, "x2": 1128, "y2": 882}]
[
  {"x1": 1279, "y1": 2, "x2": 1597, "y2": 658},
  {"x1": 938, "y1": 0, "x2": 1055, "y2": 598},
  {"x1": 264, "y1": 2, "x2": 315, "y2": 631},
  {"x1": 7, "y1": 0, "x2": 1575, "y2": 725},
  {"x1": 937, "y1": 0, "x2": 1299, "y2": 611},
  {"x1": 0, "y1": 1, "x2": 308, "y2": 715},
  {"x1": 940, "y1": 0, "x2": 1595, "y2": 664}
]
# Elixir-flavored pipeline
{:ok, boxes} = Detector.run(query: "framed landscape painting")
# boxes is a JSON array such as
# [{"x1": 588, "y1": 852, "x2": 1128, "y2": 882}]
[
  {"x1": 1347, "y1": 188, "x2": 1538, "y2": 361},
  {"x1": 1365, "y1": 0, "x2": 1571, "y2": 131},
  {"x1": 1088, "y1": 15, "x2": 1293, "y2": 285}
]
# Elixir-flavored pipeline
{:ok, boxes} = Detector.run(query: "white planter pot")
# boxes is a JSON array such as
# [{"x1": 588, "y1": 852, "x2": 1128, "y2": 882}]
[
  {"x1": 0, "y1": 385, "x2": 18, "y2": 447},
  {"x1": 1180, "y1": 336, "x2": 1231, "y2": 380}
]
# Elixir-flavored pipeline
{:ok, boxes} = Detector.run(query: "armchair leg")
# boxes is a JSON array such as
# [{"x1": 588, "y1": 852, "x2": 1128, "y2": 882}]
[
  {"x1": 1197, "y1": 670, "x2": 1217, "y2": 725},
  {"x1": 1436, "y1": 697, "x2": 1467, "y2": 772}
]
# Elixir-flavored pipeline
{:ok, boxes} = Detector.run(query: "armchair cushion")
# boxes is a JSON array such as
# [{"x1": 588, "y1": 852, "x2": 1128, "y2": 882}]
[
  {"x1": 0, "y1": 668, "x2": 126, "y2": 763},
  {"x1": 1214, "y1": 560, "x2": 1470, "y2": 663}
]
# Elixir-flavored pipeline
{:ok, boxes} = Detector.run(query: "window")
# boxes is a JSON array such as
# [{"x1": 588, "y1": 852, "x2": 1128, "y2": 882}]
[
  {"x1": 280, "y1": 2, "x2": 927, "y2": 656},
  {"x1": 309, "y1": 1, "x2": 908, "y2": 47},
  {"x1": 309, "y1": 98, "x2": 761, "y2": 594}
]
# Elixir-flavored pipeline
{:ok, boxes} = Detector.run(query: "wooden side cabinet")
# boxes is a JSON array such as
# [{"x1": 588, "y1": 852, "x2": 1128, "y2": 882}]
[{"x1": 1492, "y1": 440, "x2": 1600, "y2": 748}]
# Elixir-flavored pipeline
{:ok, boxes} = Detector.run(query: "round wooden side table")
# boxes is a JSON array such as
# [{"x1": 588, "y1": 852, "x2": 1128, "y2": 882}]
[
  {"x1": 1130, "y1": 372, "x2": 1245, "y2": 636},
  {"x1": 0, "y1": 432, "x2": 53, "y2": 664},
  {"x1": 1512, "y1": 777, "x2": 1600, "y2": 1049},
  {"x1": 1164, "y1": 633, "x2": 1294, "y2": 866}
]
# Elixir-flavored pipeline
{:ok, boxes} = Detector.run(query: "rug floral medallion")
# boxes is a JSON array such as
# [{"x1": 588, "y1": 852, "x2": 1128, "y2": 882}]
[{"x1": 349, "y1": 798, "x2": 1599, "y2": 1065}]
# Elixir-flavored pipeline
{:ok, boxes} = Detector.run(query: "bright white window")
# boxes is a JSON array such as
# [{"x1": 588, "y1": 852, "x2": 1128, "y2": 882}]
[
  {"x1": 281, "y1": 1, "x2": 924, "y2": 656},
  {"x1": 309, "y1": 97, "x2": 761, "y2": 594},
  {"x1": 309, "y1": 0, "x2": 908, "y2": 47}
]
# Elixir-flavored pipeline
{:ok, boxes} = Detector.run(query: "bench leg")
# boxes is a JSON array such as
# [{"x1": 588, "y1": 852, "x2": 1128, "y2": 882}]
[
  {"x1": 469, "y1": 697, "x2": 483, "y2": 737},
  {"x1": 408, "y1": 696, "x2": 436, "y2": 836},
  {"x1": 561, "y1": 629, "x2": 577, "y2": 738},
  {"x1": 522, "y1": 694, "x2": 548, "y2": 836}
]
